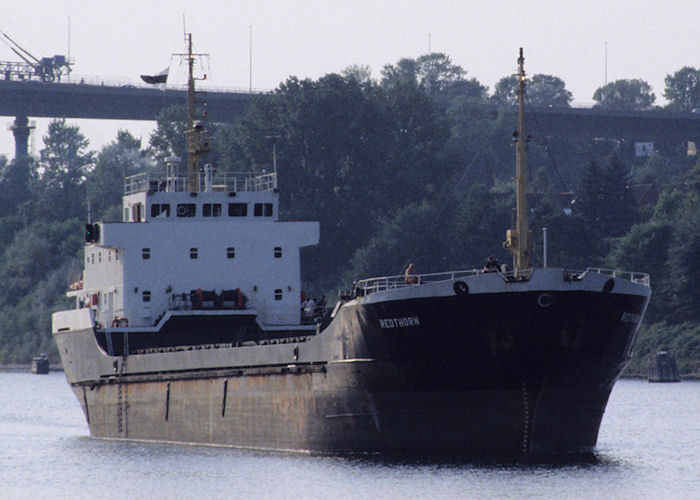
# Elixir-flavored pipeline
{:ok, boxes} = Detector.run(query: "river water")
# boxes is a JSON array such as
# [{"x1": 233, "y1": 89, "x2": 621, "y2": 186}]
[{"x1": 1, "y1": 371, "x2": 699, "y2": 500}]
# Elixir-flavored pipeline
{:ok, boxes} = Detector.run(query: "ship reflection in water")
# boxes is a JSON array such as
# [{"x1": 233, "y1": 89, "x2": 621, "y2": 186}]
[{"x1": 2, "y1": 372, "x2": 698, "y2": 499}]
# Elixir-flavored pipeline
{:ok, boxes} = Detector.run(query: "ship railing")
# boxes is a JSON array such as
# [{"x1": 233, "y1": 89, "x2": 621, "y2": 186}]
[
  {"x1": 355, "y1": 269, "x2": 482, "y2": 295},
  {"x1": 124, "y1": 171, "x2": 277, "y2": 195},
  {"x1": 355, "y1": 266, "x2": 651, "y2": 296},
  {"x1": 584, "y1": 267, "x2": 651, "y2": 286}
]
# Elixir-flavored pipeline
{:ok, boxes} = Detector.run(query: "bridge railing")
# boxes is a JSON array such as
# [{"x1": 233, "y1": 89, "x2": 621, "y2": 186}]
[
  {"x1": 124, "y1": 171, "x2": 277, "y2": 194},
  {"x1": 53, "y1": 73, "x2": 270, "y2": 94}
]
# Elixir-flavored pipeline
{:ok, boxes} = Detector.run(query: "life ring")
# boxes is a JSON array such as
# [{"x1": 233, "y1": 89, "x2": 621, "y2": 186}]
[{"x1": 453, "y1": 280, "x2": 469, "y2": 295}]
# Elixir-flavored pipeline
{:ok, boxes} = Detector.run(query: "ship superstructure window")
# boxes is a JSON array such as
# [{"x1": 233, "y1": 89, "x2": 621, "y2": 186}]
[
  {"x1": 274, "y1": 289, "x2": 283, "y2": 300},
  {"x1": 151, "y1": 203, "x2": 170, "y2": 218},
  {"x1": 142, "y1": 248, "x2": 150, "y2": 260},
  {"x1": 228, "y1": 203, "x2": 248, "y2": 217},
  {"x1": 190, "y1": 248, "x2": 198, "y2": 259},
  {"x1": 177, "y1": 203, "x2": 196, "y2": 217},
  {"x1": 226, "y1": 247, "x2": 235, "y2": 259},
  {"x1": 254, "y1": 203, "x2": 273, "y2": 217},
  {"x1": 203, "y1": 203, "x2": 222, "y2": 217},
  {"x1": 274, "y1": 247, "x2": 282, "y2": 258},
  {"x1": 142, "y1": 291, "x2": 151, "y2": 302}
]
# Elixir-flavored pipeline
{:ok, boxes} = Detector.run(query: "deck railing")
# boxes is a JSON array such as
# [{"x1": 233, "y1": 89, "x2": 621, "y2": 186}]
[
  {"x1": 354, "y1": 269, "x2": 482, "y2": 295},
  {"x1": 353, "y1": 266, "x2": 650, "y2": 296},
  {"x1": 584, "y1": 267, "x2": 651, "y2": 286},
  {"x1": 124, "y1": 172, "x2": 277, "y2": 195}
]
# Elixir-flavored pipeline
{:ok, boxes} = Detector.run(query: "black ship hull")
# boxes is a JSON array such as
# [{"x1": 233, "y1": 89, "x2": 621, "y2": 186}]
[{"x1": 54, "y1": 269, "x2": 650, "y2": 456}]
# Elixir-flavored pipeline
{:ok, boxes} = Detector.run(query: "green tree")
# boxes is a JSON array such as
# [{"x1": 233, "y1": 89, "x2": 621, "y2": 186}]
[
  {"x1": 663, "y1": 66, "x2": 700, "y2": 111},
  {"x1": 492, "y1": 74, "x2": 572, "y2": 107},
  {"x1": 34, "y1": 119, "x2": 94, "y2": 221},
  {"x1": 381, "y1": 53, "x2": 486, "y2": 105},
  {"x1": 593, "y1": 79, "x2": 656, "y2": 110},
  {"x1": 0, "y1": 155, "x2": 35, "y2": 216},
  {"x1": 149, "y1": 105, "x2": 187, "y2": 164},
  {"x1": 341, "y1": 64, "x2": 372, "y2": 84},
  {"x1": 88, "y1": 130, "x2": 152, "y2": 221},
  {"x1": 573, "y1": 156, "x2": 637, "y2": 257},
  {"x1": 528, "y1": 74, "x2": 573, "y2": 107}
]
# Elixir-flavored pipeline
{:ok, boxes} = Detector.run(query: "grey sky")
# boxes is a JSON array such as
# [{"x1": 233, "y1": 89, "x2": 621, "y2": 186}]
[{"x1": 1, "y1": 0, "x2": 698, "y2": 158}]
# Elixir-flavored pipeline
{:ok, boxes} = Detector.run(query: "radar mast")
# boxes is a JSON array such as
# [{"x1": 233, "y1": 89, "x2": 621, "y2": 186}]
[
  {"x1": 177, "y1": 33, "x2": 209, "y2": 192},
  {"x1": 504, "y1": 47, "x2": 530, "y2": 276}
]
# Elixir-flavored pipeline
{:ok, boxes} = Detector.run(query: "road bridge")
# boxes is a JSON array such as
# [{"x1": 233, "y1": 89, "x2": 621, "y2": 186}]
[
  {"x1": 527, "y1": 105, "x2": 700, "y2": 149},
  {"x1": 0, "y1": 79, "x2": 252, "y2": 158},
  {"x1": 1, "y1": 79, "x2": 699, "y2": 159}
]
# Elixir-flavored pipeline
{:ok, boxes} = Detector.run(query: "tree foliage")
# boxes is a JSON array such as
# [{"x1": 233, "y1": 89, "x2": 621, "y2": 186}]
[
  {"x1": 34, "y1": 119, "x2": 94, "y2": 221},
  {"x1": 89, "y1": 131, "x2": 152, "y2": 221},
  {"x1": 663, "y1": 66, "x2": 700, "y2": 111},
  {"x1": 492, "y1": 74, "x2": 572, "y2": 107},
  {"x1": 593, "y1": 79, "x2": 656, "y2": 110}
]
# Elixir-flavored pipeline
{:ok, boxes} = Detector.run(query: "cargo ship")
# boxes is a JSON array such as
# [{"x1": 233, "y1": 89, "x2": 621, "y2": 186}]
[{"x1": 53, "y1": 45, "x2": 650, "y2": 456}]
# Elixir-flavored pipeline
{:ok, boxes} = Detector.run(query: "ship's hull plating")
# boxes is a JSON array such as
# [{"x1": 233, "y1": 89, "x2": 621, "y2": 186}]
[{"x1": 55, "y1": 270, "x2": 650, "y2": 456}]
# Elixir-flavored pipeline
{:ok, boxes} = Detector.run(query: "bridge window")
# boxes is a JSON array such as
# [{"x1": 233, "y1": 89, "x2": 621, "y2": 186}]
[
  {"x1": 274, "y1": 247, "x2": 282, "y2": 258},
  {"x1": 177, "y1": 203, "x2": 196, "y2": 217},
  {"x1": 151, "y1": 203, "x2": 170, "y2": 218},
  {"x1": 254, "y1": 203, "x2": 273, "y2": 217},
  {"x1": 203, "y1": 203, "x2": 222, "y2": 217},
  {"x1": 274, "y1": 289, "x2": 283, "y2": 301},
  {"x1": 226, "y1": 247, "x2": 235, "y2": 259},
  {"x1": 142, "y1": 248, "x2": 150, "y2": 260},
  {"x1": 228, "y1": 203, "x2": 248, "y2": 216},
  {"x1": 190, "y1": 248, "x2": 198, "y2": 259}
]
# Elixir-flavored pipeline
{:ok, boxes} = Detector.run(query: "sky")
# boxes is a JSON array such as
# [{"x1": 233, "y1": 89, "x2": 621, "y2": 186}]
[{"x1": 0, "y1": 0, "x2": 698, "y2": 159}]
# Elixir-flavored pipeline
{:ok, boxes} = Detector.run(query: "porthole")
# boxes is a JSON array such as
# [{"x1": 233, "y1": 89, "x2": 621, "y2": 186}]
[
  {"x1": 190, "y1": 248, "x2": 198, "y2": 259},
  {"x1": 274, "y1": 247, "x2": 282, "y2": 258},
  {"x1": 226, "y1": 247, "x2": 235, "y2": 259}
]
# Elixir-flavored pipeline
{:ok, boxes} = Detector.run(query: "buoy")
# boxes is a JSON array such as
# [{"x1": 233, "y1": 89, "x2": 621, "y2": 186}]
[{"x1": 648, "y1": 351, "x2": 681, "y2": 382}]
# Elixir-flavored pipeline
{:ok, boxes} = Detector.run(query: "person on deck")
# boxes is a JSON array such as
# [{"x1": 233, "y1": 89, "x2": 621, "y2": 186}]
[
  {"x1": 483, "y1": 256, "x2": 500, "y2": 273},
  {"x1": 404, "y1": 263, "x2": 419, "y2": 285}
]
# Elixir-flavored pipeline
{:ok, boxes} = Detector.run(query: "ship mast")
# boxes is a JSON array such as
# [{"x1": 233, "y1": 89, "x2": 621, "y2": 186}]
[
  {"x1": 504, "y1": 47, "x2": 530, "y2": 275},
  {"x1": 179, "y1": 33, "x2": 209, "y2": 192}
]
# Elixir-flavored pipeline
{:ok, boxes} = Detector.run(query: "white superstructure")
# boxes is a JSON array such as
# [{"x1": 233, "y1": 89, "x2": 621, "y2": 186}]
[{"x1": 71, "y1": 167, "x2": 319, "y2": 328}]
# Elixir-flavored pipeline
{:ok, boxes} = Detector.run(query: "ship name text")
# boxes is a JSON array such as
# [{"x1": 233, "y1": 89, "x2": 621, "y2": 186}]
[
  {"x1": 621, "y1": 312, "x2": 641, "y2": 323},
  {"x1": 379, "y1": 316, "x2": 420, "y2": 329}
]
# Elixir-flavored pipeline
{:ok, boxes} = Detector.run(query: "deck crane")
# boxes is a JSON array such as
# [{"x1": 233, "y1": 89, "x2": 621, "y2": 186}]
[{"x1": 0, "y1": 28, "x2": 71, "y2": 83}]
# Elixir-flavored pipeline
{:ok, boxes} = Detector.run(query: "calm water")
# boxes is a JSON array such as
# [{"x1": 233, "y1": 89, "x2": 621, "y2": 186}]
[{"x1": 1, "y1": 372, "x2": 699, "y2": 500}]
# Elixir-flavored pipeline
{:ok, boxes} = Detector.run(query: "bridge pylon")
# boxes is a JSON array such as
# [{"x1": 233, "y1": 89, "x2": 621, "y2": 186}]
[{"x1": 8, "y1": 115, "x2": 34, "y2": 159}]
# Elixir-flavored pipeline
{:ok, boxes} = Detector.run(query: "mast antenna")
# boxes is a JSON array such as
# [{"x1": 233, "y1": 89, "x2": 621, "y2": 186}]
[
  {"x1": 175, "y1": 33, "x2": 210, "y2": 192},
  {"x1": 503, "y1": 47, "x2": 531, "y2": 276}
]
